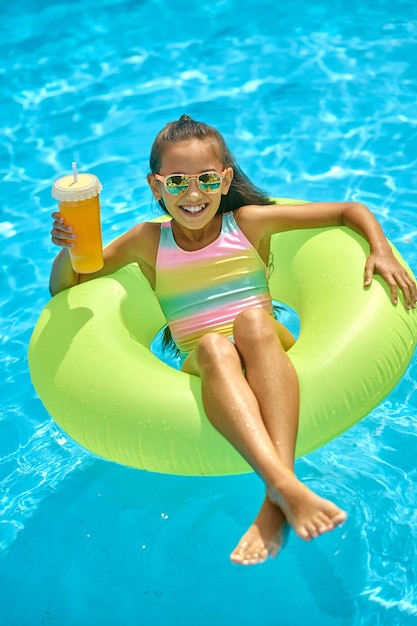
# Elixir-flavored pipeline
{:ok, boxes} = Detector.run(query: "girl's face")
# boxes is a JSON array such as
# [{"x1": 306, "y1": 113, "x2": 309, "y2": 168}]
[{"x1": 148, "y1": 139, "x2": 233, "y2": 232}]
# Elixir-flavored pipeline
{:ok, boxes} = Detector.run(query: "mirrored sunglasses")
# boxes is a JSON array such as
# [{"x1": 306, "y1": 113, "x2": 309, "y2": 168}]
[{"x1": 154, "y1": 170, "x2": 226, "y2": 195}]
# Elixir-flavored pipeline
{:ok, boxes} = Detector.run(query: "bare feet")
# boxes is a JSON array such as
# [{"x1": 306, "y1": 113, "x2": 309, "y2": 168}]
[
  {"x1": 230, "y1": 497, "x2": 288, "y2": 565},
  {"x1": 230, "y1": 476, "x2": 346, "y2": 566},
  {"x1": 267, "y1": 474, "x2": 347, "y2": 541}
]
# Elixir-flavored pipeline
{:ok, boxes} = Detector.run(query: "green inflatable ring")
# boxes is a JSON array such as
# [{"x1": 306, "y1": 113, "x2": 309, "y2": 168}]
[{"x1": 28, "y1": 200, "x2": 417, "y2": 475}]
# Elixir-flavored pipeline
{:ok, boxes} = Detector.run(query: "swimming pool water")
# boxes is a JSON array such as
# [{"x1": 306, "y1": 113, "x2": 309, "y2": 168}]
[{"x1": 1, "y1": 0, "x2": 417, "y2": 624}]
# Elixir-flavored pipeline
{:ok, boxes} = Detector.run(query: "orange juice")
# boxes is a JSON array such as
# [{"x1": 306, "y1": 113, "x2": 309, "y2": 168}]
[{"x1": 52, "y1": 172, "x2": 104, "y2": 274}]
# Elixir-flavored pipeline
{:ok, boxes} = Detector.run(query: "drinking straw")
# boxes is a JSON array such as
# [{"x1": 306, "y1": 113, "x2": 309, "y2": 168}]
[{"x1": 72, "y1": 161, "x2": 78, "y2": 183}]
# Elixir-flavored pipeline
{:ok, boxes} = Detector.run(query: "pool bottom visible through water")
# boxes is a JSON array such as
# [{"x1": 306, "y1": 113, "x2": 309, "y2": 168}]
[{"x1": 1, "y1": 0, "x2": 417, "y2": 624}]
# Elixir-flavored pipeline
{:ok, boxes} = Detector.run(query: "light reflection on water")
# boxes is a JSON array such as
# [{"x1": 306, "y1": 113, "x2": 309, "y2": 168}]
[{"x1": 1, "y1": 0, "x2": 417, "y2": 624}]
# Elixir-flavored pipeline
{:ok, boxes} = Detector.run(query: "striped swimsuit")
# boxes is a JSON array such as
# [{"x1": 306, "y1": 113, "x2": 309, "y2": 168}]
[{"x1": 155, "y1": 211, "x2": 274, "y2": 356}]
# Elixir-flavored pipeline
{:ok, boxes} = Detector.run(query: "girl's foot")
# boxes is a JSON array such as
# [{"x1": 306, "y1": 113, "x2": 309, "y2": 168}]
[
  {"x1": 230, "y1": 497, "x2": 288, "y2": 565},
  {"x1": 267, "y1": 474, "x2": 347, "y2": 541}
]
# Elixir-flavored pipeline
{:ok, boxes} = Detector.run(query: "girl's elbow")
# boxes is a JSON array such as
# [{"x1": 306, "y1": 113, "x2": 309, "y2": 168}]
[{"x1": 341, "y1": 201, "x2": 369, "y2": 225}]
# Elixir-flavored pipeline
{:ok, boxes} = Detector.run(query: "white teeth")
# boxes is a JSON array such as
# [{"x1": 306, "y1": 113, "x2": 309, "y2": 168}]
[{"x1": 181, "y1": 205, "x2": 205, "y2": 214}]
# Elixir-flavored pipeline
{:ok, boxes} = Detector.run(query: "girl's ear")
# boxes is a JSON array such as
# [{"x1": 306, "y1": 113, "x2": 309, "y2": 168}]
[
  {"x1": 222, "y1": 167, "x2": 234, "y2": 195},
  {"x1": 147, "y1": 173, "x2": 162, "y2": 200}
]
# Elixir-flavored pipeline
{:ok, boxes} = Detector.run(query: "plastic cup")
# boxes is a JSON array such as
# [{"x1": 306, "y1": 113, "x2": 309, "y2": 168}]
[{"x1": 52, "y1": 172, "x2": 104, "y2": 274}]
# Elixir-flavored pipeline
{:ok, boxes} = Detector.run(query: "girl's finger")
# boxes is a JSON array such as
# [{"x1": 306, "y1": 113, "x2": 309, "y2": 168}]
[
  {"x1": 51, "y1": 227, "x2": 75, "y2": 246},
  {"x1": 363, "y1": 260, "x2": 374, "y2": 287},
  {"x1": 390, "y1": 283, "x2": 399, "y2": 305},
  {"x1": 52, "y1": 219, "x2": 74, "y2": 234}
]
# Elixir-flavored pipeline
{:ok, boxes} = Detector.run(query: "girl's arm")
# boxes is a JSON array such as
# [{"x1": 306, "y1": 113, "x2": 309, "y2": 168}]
[
  {"x1": 50, "y1": 212, "x2": 82, "y2": 295},
  {"x1": 49, "y1": 247, "x2": 80, "y2": 295},
  {"x1": 238, "y1": 201, "x2": 417, "y2": 309},
  {"x1": 49, "y1": 212, "x2": 158, "y2": 296}
]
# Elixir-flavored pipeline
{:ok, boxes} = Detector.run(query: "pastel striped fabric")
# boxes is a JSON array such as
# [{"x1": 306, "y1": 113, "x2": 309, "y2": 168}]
[{"x1": 155, "y1": 212, "x2": 274, "y2": 355}]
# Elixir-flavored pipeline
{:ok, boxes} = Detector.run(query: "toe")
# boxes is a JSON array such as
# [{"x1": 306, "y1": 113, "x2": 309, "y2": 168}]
[
  {"x1": 231, "y1": 541, "x2": 268, "y2": 565},
  {"x1": 246, "y1": 548, "x2": 268, "y2": 565},
  {"x1": 296, "y1": 524, "x2": 313, "y2": 541},
  {"x1": 230, "y1": 544, "x2": 247, "y2": 564},
  {"x1": 333, "y1": 510, "x2": 347, "y2": 526}
]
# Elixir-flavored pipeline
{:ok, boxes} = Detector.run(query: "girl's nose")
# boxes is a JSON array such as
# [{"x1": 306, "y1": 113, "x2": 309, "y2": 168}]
[{"x1": 186, "y1": 177, "x2": 202, "y2": 197}]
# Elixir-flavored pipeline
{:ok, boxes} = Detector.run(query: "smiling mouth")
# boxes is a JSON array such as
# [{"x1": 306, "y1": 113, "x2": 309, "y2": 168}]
[{"x1": 180, "y1": 204, "x2": 207, "y2": 215}]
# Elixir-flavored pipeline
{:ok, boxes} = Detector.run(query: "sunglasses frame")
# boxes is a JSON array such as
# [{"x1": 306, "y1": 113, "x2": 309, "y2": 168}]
[{"x1": 154, "y1": 169, "x2": 227, "y2": 195}]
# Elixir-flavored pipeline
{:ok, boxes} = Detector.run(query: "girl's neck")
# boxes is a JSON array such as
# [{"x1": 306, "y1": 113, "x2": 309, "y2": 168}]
[{"x1": 171, "y1": 213, "x2": 223, "y2": 251}]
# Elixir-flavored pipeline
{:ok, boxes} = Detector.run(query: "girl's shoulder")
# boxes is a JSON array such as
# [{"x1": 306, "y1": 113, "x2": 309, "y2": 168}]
[
  {"x1": 233, "y1": 203, "x2": 275, "y2": 237},
  {"x1": 232, "y1": 205, "x2": 267, "y2": 254},
  {"x1": 128, "y1": 219, "x2": 162, "y2": 238},
  {"x1": 105, "y1": 220, "x2": 161, "y2": 269},
  {"x1": 234, "y1": 203, "x2": 293, "y2": 256}
]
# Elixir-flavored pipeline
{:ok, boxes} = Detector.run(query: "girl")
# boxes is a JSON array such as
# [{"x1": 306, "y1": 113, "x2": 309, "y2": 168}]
[{"x1": 50, "y1": 115, "x2": 417, "y2": 566}]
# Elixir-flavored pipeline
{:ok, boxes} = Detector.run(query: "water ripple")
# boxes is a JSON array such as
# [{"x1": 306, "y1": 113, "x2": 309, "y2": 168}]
[{"x1": 1, "y1": 0, "x2": 417, "y2": 622}]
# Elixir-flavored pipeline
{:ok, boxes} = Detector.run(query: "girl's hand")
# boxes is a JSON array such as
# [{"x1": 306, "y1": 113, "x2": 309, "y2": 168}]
[
  {"x1": 51, "y1": 211, "x2": 76, "y2": 248},
  {"x1": 364, "y1": 249, "x2": 417, "y2": 309}
]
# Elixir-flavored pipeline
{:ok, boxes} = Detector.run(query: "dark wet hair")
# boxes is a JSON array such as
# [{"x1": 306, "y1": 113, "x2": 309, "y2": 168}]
[{"x1": 149, "y1": 114, "x2": 271, "y2": 213}]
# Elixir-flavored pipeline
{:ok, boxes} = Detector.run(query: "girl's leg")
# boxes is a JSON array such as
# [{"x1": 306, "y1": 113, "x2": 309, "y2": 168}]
[
  {"x1": 181, "y1": 310, "x2": 346, "y2": 563},
  {"x1": 229, "y1": 311, "x2": 299, "y2": 563},
  {"x1": 228, "y1": 312, "x2": 298, "y2": 564}
]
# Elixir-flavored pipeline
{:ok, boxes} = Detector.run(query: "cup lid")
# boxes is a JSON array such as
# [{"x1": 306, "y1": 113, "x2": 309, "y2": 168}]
[{"x1": 52, "y1": 173, "x2": 102, "y2": 201}]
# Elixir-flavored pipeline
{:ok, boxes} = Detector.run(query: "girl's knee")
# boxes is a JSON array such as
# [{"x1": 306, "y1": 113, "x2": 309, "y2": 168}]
[
  {"x1": 195, "y1": 332, "x2": 238, "y2": 371},
  {"x1": 233, "y1": 308, "x2": 276, "y2": 345}
]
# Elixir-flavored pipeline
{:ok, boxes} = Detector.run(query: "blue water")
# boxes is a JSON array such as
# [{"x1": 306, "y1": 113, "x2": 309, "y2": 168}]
[{"x1": 1, "y1": 0, "x2": 417, "y2": 624}]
